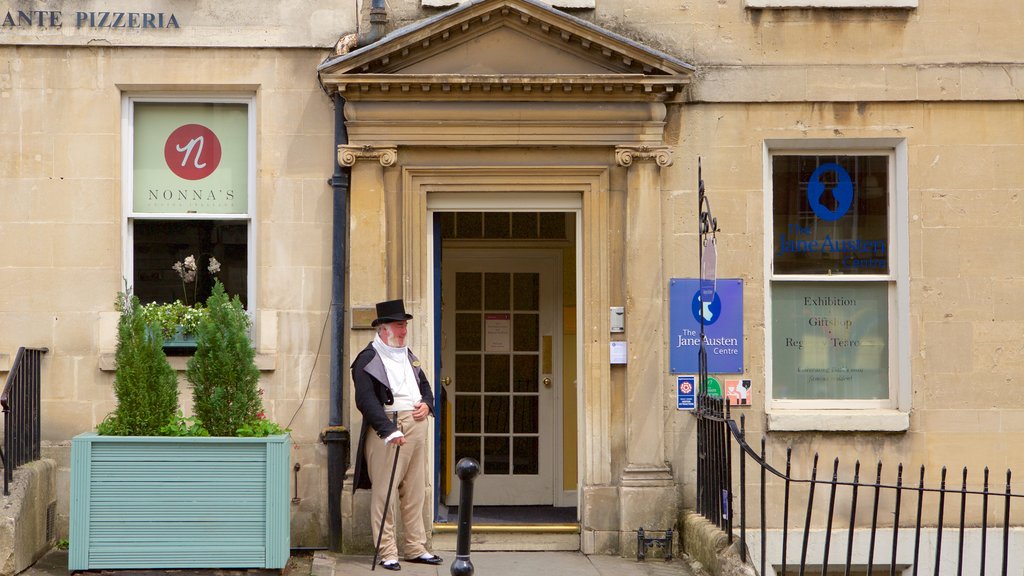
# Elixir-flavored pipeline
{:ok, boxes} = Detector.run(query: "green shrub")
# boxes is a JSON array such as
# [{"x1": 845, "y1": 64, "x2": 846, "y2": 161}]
[
  {"x1": 98, "y1": 290, "x2": 179, "y2": 436},
  {"x1": 186, "y1": 280, "x2": 262, "y2": 437}
]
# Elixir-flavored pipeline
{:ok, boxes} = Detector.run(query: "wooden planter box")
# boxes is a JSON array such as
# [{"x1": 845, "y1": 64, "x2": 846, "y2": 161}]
[{"x1": 69, "y1": 433, "x2": 290, "y2": 570}]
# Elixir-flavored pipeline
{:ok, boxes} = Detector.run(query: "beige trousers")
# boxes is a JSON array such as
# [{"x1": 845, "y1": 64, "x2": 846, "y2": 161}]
[{"x1": 365, "y1": 410, "x2": 429, "y2": 562}]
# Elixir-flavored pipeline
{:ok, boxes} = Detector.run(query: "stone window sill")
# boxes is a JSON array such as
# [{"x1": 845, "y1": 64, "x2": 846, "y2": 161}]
[
  {"x1": 745, "y1": 0, "x2": 916, "y2": 7},
  {"x1": 99, "y1": 353, "x2": 277, "y2": 372},
  {"x1": 767, "y1": 409, "x2": 909, "y2": 432}
]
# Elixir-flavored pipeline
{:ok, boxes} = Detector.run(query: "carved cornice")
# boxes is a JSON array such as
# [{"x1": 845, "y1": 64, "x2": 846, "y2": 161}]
[
  {"x1": 615, "y1": 145, "x2": 673, "y2": 167},
  {"x1": 338, "y1": 144, "x2": 398, "y2": 167}
]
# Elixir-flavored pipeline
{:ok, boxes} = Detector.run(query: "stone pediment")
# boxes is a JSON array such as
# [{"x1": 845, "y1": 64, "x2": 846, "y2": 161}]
[{"x1": 317, "y1": 0, "x2": 694, "y2": 101}]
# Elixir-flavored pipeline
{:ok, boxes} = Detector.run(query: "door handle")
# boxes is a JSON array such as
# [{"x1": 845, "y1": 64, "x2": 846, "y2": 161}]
[
  {"x1": 543, "y1": 377, "x2": 552, "y2": 388},
  {"x1": 442, "y1": 377, "x2": 452, "y2": 387}
]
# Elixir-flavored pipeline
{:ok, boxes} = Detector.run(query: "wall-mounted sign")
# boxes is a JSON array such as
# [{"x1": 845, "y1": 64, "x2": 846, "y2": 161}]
[
  {"x1": 669, "y1": 278, "x2": 743, "y2": 374},
  {"x1": 676, "y1": 375, "x2": 695, "y2": 410},
  {"x1": 133, "y1": 102, "x2": 248, "y2": 215}
]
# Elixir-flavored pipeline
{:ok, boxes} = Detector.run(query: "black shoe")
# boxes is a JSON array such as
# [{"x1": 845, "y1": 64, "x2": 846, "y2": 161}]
[
  {"x1": 406, "y1": 554, "x2": 443, "y2": 565},
  {"x1": 379, "y1": 560, "x2": 401, "y2": 571}
]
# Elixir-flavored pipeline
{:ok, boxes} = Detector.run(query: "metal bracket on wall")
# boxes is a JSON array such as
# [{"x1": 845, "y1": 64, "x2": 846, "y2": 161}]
[{"x1": 636, "y1": 527, "x2": 673, "y2": 561}]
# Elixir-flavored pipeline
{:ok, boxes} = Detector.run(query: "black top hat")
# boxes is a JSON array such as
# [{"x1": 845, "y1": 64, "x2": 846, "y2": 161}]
[{"x1": 372, "y1": 299, "x2": 413, "y2": 327}]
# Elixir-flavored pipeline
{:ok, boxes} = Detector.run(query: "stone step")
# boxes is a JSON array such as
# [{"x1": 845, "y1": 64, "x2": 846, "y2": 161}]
[{"x1": 432, "y1": 524, "x2": 580, "y2": 551}]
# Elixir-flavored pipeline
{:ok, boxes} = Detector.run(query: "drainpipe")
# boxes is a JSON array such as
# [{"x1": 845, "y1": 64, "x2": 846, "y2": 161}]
[
  {"x1": 358, "y1": 0, "x2": 389, "y2": 46},
  {"x1": 322, "y1": 0, "x2": 387, "y2": 551},
  {"x1": 322, "y1": 92, "x2": 351, "y2": 553}
]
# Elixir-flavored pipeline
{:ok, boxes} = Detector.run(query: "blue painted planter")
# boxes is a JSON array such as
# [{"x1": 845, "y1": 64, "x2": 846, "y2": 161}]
[{"x1": 69, "y1": 433, "x2": 290, "y2": 570}]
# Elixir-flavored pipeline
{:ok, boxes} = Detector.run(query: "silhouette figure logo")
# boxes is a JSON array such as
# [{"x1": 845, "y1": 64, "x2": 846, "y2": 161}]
[
  {"x1": 691, "y1": 290, "x2": 722, "y2": 326},
  {"x1": 807, "y1": 162, "x2": 854, "y2": 222}
]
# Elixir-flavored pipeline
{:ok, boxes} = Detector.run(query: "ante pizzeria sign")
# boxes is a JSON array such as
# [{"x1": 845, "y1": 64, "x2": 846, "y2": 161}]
[{"x1": 2, "y1": 9, "x2": 180, "y2": 29}]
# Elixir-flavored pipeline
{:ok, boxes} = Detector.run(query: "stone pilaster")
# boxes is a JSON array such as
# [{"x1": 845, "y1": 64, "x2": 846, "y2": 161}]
[
  {"x1": 338, "y1": 144, "x2": 398, "y2": 309},
  {"x1": 615, "y1": 145, "x2": 677, "y2": 555}
]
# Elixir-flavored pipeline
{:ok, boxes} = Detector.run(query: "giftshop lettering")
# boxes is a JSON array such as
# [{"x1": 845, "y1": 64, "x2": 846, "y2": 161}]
[{"x1": 2, "y1": 10, "x2": 180, "y2": 29}]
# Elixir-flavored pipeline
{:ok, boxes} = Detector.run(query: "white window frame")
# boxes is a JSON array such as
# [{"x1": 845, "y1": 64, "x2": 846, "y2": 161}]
[
  {"x1": 745, "y1": 0, "x2": 916, "y2": 8},
  {"x1": 763, "y1": 139, "x2": 910, "y2": 432},
  {"x1": 120, "y1": 94, "x2": 258, "y2": 313}
]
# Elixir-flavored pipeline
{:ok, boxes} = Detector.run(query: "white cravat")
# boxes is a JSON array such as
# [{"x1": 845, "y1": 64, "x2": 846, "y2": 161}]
[{"x1": 372, "y1": 334, "x2": 421, "y2": 412}]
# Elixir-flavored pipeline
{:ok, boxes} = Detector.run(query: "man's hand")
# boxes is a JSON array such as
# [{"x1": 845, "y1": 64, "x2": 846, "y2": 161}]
[
  {"x1": 389, "y1": 435, "x2": 407, "y2": 446},
  {"x1": 412, "y1": 401, "x2": 430, "y2": 421}
]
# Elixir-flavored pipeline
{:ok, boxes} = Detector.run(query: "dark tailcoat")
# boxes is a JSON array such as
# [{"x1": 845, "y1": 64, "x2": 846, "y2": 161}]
[{"x1": 351, "y1": 341, "x2": 434, "y2": 491}]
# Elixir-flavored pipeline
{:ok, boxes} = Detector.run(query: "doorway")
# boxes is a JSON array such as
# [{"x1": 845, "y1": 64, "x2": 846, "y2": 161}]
[{"x1": 434, "y1": 211, "x2": 578, "y2": 522}]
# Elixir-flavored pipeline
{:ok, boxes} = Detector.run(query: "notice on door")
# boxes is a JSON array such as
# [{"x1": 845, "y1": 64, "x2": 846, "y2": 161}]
[{"x1": 485, "y1": 314, "x2": 511, "y2": 353}]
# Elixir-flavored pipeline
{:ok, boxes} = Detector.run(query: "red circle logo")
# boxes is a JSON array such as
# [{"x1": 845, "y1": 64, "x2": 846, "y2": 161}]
[
  {"x1": 164, "y1": 124, "x2": 222, "y2": 180},
  {"x1": 680, "y1": 381, "x2": 693, "y2": 394}
]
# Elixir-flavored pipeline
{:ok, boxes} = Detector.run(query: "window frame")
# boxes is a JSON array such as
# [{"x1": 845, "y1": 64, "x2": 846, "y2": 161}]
[
  {"x1": 120, "y1": 94, "x2": 257, "y2": 312},
  {"x1": 763, "y1": 139, "x2": 910, "y2": 429}
]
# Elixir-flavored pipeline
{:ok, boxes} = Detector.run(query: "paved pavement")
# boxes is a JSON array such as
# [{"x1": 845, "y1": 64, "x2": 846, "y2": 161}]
[
  {"x1": 314, "y1": 551, "x2": 700, "y2": 576},
  {"x1": 25, "y1": 549, "x2": 701, "y2": 576}
]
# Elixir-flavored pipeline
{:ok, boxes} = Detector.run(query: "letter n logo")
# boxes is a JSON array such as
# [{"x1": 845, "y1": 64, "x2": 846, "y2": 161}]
[{"x1": 164, "y1": 124, "x2": 222, "y2": 180}]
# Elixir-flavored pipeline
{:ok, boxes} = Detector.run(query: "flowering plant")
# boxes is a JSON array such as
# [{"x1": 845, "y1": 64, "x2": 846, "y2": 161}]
[
  {"x1": 139, "y1": 255, "x2": 221, "y2": 339},
  {"x1": 172, "y1": 254, "x2": 221, "y2": 306}
]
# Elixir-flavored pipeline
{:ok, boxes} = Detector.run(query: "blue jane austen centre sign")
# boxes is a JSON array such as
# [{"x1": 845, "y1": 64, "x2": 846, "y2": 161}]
[{"x1": 669, "y1": 278, "x2": 743, "y2": 374}]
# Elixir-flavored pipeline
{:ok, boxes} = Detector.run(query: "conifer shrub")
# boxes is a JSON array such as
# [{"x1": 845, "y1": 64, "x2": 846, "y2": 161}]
[
  {"x1": 98, "y1": 291, "x2": 179, "y2": 436},
  {"x1": 186, "y1": 280, "x2": 262, "y2": 436}
]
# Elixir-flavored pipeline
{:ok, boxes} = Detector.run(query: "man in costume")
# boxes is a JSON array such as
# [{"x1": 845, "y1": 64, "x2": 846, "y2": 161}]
[{"x1": 352, "y1": 299, "x2": 443, "y2": 571}]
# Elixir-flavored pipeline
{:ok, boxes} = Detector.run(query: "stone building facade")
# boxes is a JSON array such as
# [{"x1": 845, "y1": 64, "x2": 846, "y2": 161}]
[{"x1": 3, "y1": 0, "x2": 1023, "y2": 569}]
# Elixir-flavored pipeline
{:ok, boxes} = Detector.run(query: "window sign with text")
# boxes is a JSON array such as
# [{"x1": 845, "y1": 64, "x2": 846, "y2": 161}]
[
  {"x1": 772, "y1": 156, "x2": 888, "y2": 276},
  {"x1": 771, "y1": 282, "x2": 888, "y2": 400},
  {"x1": 133, "y1": 102, "x2": 249, "y2": 214}
]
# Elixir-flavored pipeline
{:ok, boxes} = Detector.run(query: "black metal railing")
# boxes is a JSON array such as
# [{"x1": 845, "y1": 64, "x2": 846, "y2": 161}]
[
  {"x1": 695, "y1": 401, "x2": 1024, "y2": 574},
  {"x1": 1, "y1": 347, "x2": 48, "y2": 496}
]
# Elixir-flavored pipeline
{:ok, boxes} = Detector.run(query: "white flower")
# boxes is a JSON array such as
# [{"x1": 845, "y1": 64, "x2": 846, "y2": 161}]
[{"x1": 208, "y1": 257, "x2": 221, "y2": 275}]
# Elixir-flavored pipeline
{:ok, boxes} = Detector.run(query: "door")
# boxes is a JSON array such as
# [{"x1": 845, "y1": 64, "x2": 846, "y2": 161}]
[{"x1": 441, "y1": 249, "x2": 561, "y2": 506}]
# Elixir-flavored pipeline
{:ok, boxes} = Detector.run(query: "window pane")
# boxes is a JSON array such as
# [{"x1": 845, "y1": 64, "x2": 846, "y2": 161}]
[
  {"x1": 483, "y1": 212, "x2": 510, "y2": 239},
  {"x1": 511, "y1": 212, "x2": 538, "y2": 239},
  {"x1": 513, "y1": 273, "x2": 539, "y2": 311},
  {"x1": 484, "y1": 396, "x2": 510, "y2": 434},
  {"x1": 483, "y1": 354, "x2": 510, "y2": 393},
  {"x1": 455, "y1": 272, "x2": 481, "y2": 310},
  {"x1": 771, "y1": 281, "x2": 889, "y2": 400},
  {"x1": 513, "y1": 437, "x2": 538, "y2": 475},
  {"x1": 455, "y1": 212, "x2": 483, "y2": 238},
  {"x1": 455, "y1": 395, "x2": 481, "y2": 434},
  {"x1": 455, "y1": 313, "x2": 481, "y2": 351},
  {"x1": 455, "y1": 436, "x2": 480, "y2": 466},
  {"x1": 455, "y1": 354, "x2": 481, "y2": 392},
  {"x1": 539, "y1": 212, "x2": 566, "y2": 239},
  {"x1": 484, "y1": 437, "x2": 509, "y2": 475},
  {"x1": 513, "y1": 355, "x2": 538, "y2": 392},
  {"x1": 513, "y1": 396, "x2": 538, "y2": 433},
  {"x1": 772, "y1": 155, "x2": 889, "y2": 275},
  {"x1": 513, "y1": 313, "x2": 539, "y2": 351},
  {"x1": 133, "y1": 220, "x2": 248, "y2": 307},
  {"x1": 484, "y1": 273, "x2": 510, "y2": 310}
]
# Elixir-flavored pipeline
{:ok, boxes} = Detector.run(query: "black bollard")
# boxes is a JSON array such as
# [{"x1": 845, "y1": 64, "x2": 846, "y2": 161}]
[{"x1": 451, "y1": 457, "x2": 480, "y2": 576}]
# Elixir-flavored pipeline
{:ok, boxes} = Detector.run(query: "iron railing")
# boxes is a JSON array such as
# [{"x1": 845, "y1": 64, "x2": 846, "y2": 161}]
[
  {"x1": 1, "y1": 347, "x2": 48, "y2": 496},
  {"x1": 695, "y1": 398, "x2": 1024, "y2": 575}
]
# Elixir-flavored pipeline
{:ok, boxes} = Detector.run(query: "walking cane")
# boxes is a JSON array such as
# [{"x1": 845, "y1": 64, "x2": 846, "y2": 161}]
[{"x1": 371, "y1": 443, "x2": 402, "y2": 570}]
